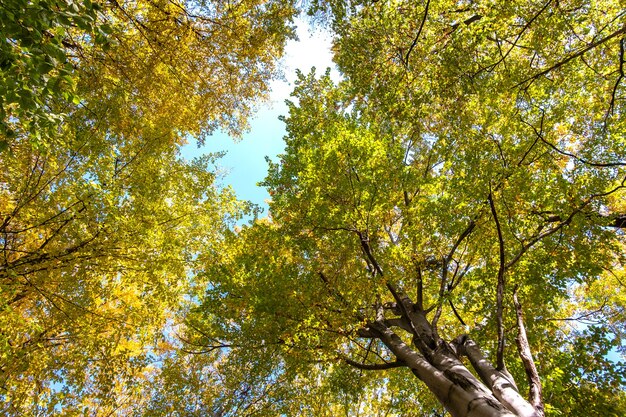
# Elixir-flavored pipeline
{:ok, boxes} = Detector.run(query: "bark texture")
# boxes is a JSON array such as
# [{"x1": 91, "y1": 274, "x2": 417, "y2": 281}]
[
  {"x1": 350, "y1": 235, "x2": 545, "y2": 417},
  {"x1": 353, "y1": 285, "x2": 544, "y2": 417}
]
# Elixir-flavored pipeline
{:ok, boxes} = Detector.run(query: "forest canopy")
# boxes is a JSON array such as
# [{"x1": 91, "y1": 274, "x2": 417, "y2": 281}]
[{"x1": 1, "y1": 0, "x2": 625, "y2": 416}]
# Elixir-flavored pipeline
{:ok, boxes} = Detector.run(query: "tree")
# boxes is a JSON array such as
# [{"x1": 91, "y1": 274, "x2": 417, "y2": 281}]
[
  {"x1": 1, "y1": 0, "x2": 297, "y2": 413},
  {"x1": 0, "y1": 131, "x2": 250, "y2": 413},
  {"x1": 0, "y1": 0, "x2": 104, "y2": 146},
  {"x1": 186, "y1": 1, "x2": 626, "y2": 415},
  {"x1": 1, "y1": 0, "x2": 298, "y2": 149},
  {"x1": 2, "y1": 0, "x2": 626, "y2": 415}
]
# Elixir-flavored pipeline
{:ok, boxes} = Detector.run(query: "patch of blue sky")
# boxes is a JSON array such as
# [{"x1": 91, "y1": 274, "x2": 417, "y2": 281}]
[{"x1": 180, "y1": 17, "x2": 340, "y2": 221}]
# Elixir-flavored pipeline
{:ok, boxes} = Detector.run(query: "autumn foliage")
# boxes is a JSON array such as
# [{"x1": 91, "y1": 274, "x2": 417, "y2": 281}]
[{"x1": 1, "y1": 0, "x2": 625, "y2": 416}]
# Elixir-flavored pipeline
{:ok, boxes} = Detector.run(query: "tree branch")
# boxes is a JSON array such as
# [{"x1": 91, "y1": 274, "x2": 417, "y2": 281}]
[
  {"x1": 404, "y1": 0, "x2": 430, "y2": 67},
  {"x1": 545, "y1": 300, "x2": 607, "y2": 322},
  {"x1": 454, "y1": 336, "x2": 541, "y2": 417},
  {"x1": 446, "y1": 220, "x2": 476, "y2": 263},
  {"x1": 516, "y1": 24, "x2": 626, "y2": 87},
  {"x1": 507, "y1": 178, "x2": 626, "y2": 270},
  {"x1": 513, "y1": 286, "x2": 544, "y2": 416},
  {"x1": 386, "y1": 317, "x2": 415, "y2": 333},
  {"x1": 488, "y1": 192, "x2": 507, "y2": 371},
  {"x1": 416, "y1": 265, "x2": 424, "y2": 310},
  {"x1": 370, "y1": 322, "x2": 507, "y2": 417},
  {"x1": 358, "y1": 231, "x2": 384, "y2": 277},
  {"x1": 448, "y1": 300, "x2": 467, "y2": 326},
  {"x1": 432, "y1": 220, "x2": 476, "y2": 334},
  {"x1": 607, "y1": 37, "x2": 625, "y2": 118},
  {"x1": 520, "y1": 116, "x2": 625, "y2": 167},
  {"x1": 479, "y1": 0, "x2": 552, "y2": 74},
  {"x1": 610, "y1": 213, "x2": 626, "y2": 228},
  {"x1": 344, "y1": 357, "x2": 406, "y2": 371},
  {"x1": 384, "y1": 283, "x2": 437, "y2": 352}
]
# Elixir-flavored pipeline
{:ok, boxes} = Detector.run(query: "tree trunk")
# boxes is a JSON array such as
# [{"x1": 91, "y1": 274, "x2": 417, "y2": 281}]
[{"x1": 356, "y1": 290, "x2": 543, "y2": 417}]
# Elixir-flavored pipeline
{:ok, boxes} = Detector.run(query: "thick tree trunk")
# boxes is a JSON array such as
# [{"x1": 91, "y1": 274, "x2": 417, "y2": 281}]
[
  {"x1": 354, "y1": 241, "x2": 544, "y2": 416},
  {"x1": 356, "y1": 290, "x2": 543, "y2": 417},
  {"x1": 371, "y1": 322, "x2": 517, "y2": 417}
]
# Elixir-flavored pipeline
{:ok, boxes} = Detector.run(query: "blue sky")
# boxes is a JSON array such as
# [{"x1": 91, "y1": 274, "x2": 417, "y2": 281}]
[{"x1": 181, "y1": 19, "x2": 339, "y2": 218}]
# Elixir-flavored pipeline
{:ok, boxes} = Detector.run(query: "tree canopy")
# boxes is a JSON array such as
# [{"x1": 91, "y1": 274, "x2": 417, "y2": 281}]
[
  {"x1": 1, "y1": 0, "x2": 625, "y2": 416},
  {"x1": 1, "y1": 0, "x2": 296, "y2": 413}
]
